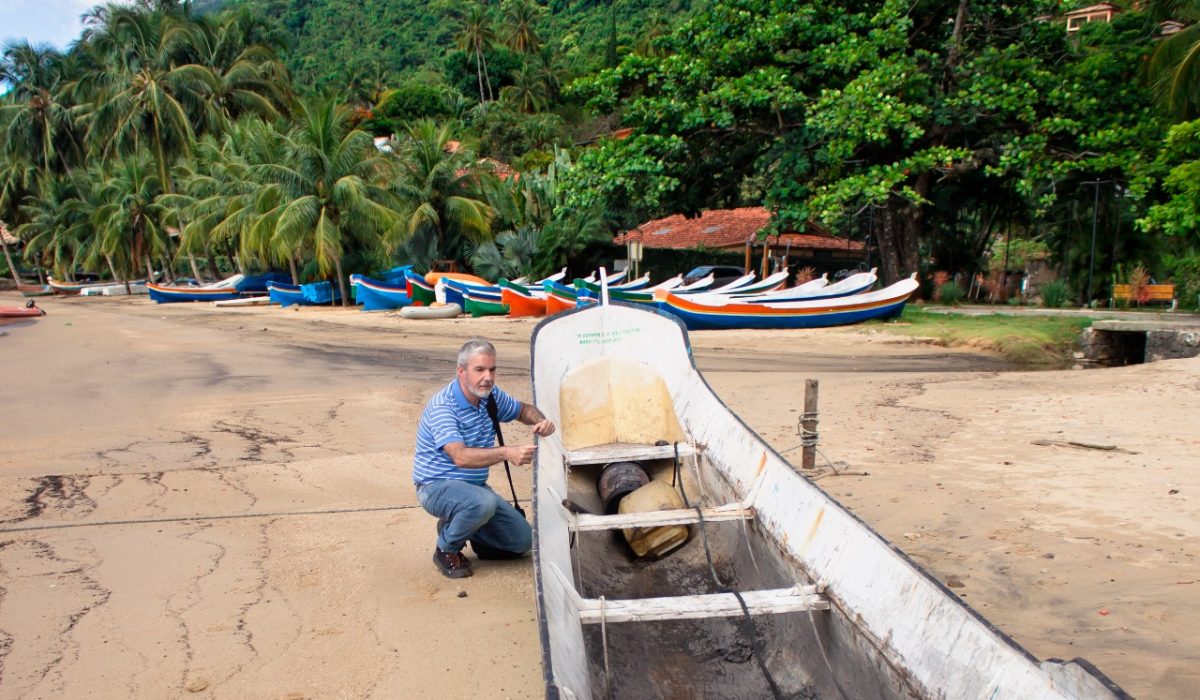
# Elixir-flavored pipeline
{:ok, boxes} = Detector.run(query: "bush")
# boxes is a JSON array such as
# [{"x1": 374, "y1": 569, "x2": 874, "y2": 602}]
[
  {"x1": 937, "y1": 281, "x2": 966, "y2": 305},
  {"x1": 1165, "y1": 255, "x2": 1200, "y2": 311},
  {"x1": 1039, "y1": 279, "x2": 1071, "y2": 308}
]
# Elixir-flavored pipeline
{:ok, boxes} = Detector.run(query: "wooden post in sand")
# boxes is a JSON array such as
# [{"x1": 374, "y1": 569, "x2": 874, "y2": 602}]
[{"x1": 802, "y1": 379, "x2": 819, "y2": 472}]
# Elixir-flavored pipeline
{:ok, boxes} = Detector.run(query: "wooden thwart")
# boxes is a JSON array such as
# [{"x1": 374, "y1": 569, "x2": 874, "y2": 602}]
[
  {"x1": 569, "y1": 504, "x2": 753, "y2": 532},
  {"x1": 547, "y1": 564, "x2": 827, "y2": 625},
  {"x1": 579, "y1": 585, "x2": 828, "y2": 624},
  {"x1": 565, "y1": 442, "x2": 695, "y2": 466}
]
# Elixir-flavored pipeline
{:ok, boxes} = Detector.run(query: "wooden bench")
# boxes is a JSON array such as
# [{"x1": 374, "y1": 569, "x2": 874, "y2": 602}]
[{"x1": 1112, "y1": 283, "x2": 1175, "y2": 307}]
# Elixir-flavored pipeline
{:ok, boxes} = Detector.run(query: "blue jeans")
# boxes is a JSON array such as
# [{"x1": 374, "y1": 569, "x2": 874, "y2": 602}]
[{"x1": 416, "y1": 479, "x2": 532, "y2": 555}]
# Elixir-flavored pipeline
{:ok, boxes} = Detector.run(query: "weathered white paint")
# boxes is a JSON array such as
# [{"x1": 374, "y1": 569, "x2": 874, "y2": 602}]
[
  {"x1": 530, "y1": 303, "x2": 1127, "y2": 700},
  {"x1": 545, "y1": 564, "x2": 829, "y2": 624}
]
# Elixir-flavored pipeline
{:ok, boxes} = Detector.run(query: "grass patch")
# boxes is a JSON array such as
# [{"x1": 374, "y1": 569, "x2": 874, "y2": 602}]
[{"x1": 867, "y1": 307, "x2": 1094, "y2": 365}]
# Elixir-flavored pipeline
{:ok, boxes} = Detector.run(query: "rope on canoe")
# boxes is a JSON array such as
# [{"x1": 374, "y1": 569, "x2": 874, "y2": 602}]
[
  {"x1": 600, "y1": 595, "x2": 612, "y2": 700},
  {"x1": 673, "y1": 445, "x2": 785, "y2": 700}
]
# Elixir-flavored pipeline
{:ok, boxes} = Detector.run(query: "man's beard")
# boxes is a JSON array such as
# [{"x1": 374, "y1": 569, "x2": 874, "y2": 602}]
[{"x1": 469, "y1": 383, "x2": 492, "y2": 399}]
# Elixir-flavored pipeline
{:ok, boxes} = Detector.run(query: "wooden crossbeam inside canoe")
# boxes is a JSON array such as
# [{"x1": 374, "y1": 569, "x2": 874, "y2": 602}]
[
  {"x1": 577, "y1": 585, "x2": 828, "y2": 624},
  {"x1": 564, "y1": 442, "x2": 695, "y2": 466},
  {"x1": 569, "y1": 505, "x2": 753, "y2": 531}
]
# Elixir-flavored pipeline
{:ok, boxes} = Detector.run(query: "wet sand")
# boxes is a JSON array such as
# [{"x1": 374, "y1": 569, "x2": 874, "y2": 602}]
[{"x1": 0, "y1": 291, "x2": 1196, "y2": 699}]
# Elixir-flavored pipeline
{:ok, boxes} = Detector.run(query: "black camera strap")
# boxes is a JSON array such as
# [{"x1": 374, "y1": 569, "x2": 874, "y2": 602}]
[{"x1": 487, "y1": 393, "x2": 525, "y2": 517}]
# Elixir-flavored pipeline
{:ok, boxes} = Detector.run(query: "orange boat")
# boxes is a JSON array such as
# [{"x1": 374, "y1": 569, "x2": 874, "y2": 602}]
[
  {"x1": 425, "y1": 271, "x2": 491, "y2": 287},
  {"x1": 0, "y1": 300, "x2": 46, "y2": 318},
  {"x1": 499, "y1": 280, "x2": 546, "y2": 317},
  {"x1": 543, "y1": 281, "x2": 578, "y2": 316}
]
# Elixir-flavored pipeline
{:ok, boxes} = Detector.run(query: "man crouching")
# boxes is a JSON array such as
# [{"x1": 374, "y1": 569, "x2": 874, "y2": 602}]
[{"x1": 413, "y1": 338, "x2": 555, "y2": 578}]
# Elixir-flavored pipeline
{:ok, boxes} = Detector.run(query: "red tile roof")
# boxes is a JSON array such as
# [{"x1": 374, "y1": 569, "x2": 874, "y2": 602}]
[{"x1": 614, "y1": 207, "x2": 864, "y2": 252}]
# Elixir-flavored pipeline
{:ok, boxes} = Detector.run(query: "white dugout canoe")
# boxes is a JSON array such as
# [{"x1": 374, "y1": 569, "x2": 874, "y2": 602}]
[{"x1": 529, "y1": 301, "x2": 1128, "y2": 700}]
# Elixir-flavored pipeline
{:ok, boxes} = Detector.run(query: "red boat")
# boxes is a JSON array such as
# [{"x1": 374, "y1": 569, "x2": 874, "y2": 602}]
[{"x1": 0, "y1": 300, "x2": 46, "y2": 318}]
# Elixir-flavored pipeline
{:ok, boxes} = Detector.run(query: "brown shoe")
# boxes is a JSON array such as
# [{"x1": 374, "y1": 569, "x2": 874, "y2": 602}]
[{"x1": 433, "y1": 549, "x2": 473, "y2": 579}]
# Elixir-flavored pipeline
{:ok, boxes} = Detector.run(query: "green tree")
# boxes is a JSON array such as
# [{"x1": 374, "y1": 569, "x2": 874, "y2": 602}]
[
  {"x1": 391, "y1": 119, "x2": 493, "y2": 270},
  {"x1": 500, "y1": 64, "x2": 549, "y2": 114},
  {"x1": 1145, "y1": 0, "x2": 1200, "y2": 119},
  {"x1": 571, "y1": 0, "x2": 1167, "y2": 286},
  {"x1": 456, "y1": 5, "x2": 497, "y2": 104},
  {"x1": 0, "y1": 42, "x2": 83, "y2": 180},
  {"x1": 91, "y1": 153, "x2": 173, "y2": 282},
  {"x1": 267, "y1": 99, "x2": 401, "y2": 305},
  {"x1": 16, "y1": 177, "x2": 87, "y2": 281},
  {"x1": 503, "y1": 0, "x2": 543, "y2": 55}
]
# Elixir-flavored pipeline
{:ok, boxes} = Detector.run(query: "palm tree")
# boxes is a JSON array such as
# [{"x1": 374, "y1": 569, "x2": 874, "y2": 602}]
[
  {"x1": 262, "y1": 99, "x2": 401, "y2": 305},
  {"x1": 82, "y1": 7, "x2": 218, "y2": 194},
  {"x1": 470, "y1": 226, "x2": 540, "y2": 280},
  {"x1": 480, "y1": 147, "x2": 609, "y2": 277},
  {"x1": 183, "y1": 9, "x2": 293, "y2": 128},
  {"x1": 503, "y1": 0, "x2": 543, "y2": 55},
  {"x1": 16, "y1": 178, "x2": 86, "y2": 282},
  {"x1": 456, "y1": 5, "x2": 497, "y2": 103},
  {"x1": 532, "y1": 45, "x2": 567, "y2": 103},
  {"x1": 90, "y1": 153, "x2": 172, "y2": 282},
  {"x1": 0, "y1": 42, "x2": 83, "y2": 180},
  {"x1": 500, "y1": 64, "x2": 549, "y2": 114},
  {"x1": 1146, "y1": 0, "x2": 1200, "y2": 119},
  {"x1": 391, "y1": 120, "x2": 494, "y2": 271}
]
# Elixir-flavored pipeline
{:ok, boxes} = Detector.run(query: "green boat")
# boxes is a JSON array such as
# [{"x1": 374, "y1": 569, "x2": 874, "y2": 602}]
[
  {"x1": 405, "y1": 270, "x2": 437, "y2": 306},
  {"x1": 464, "y1": 293, "x2": 509, "y2": 317}
]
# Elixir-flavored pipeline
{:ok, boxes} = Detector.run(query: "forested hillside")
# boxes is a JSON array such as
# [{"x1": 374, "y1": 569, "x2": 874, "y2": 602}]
[{"x1": 226, "y1": 0, "x2": 695, "y2": 92}]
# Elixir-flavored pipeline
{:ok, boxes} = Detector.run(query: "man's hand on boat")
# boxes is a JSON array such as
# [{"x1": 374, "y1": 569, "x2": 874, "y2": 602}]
[
  {"x1": 442, "y1": 442, "x2": 538, "y2": 467},
  {"x1": 518, "y1": 402, "x2": 556, "y2": 438},
  {"x1": 507, "y1": 444, "x2": 537, "y2": 465}
]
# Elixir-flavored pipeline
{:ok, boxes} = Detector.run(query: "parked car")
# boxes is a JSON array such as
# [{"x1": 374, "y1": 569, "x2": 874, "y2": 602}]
[{"x1": 682, "y1": 265, "x2": 746, "y2": 288}]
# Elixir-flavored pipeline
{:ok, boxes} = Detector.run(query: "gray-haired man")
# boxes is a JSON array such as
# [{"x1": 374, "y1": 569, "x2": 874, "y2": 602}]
[{"x1": 412, "y1": 339, "x2": 555, "y2": 578}]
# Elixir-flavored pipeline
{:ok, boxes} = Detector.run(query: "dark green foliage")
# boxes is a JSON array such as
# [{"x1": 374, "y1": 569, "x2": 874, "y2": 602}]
[
  {"x1": 1039, "y1": 279, "x2": 1071, "y2": 308},
  {"x1": 229, "y1": 0, "x2": 696, "y2": 92},
  {"x1": 361, "y1": 80, "x2": 463, "y2": 136},
  {"x1": 444, "y1": 48, "x2": 524, "y2": 102},
  {"x1": 471, "y1": 106, "x2": 566, "y2": 162},
  {"x1": 1164, "y1": 254, "x2": 1200, "y2": 310},
  {"x1": 937, "y1": 282, "x2": 967, "y2": 306},
  {"x1": 568, "y1": 0, "x2": 1174, "y2": 290}
]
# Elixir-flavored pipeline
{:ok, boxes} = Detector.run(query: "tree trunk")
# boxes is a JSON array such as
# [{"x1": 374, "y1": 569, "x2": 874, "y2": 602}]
[
  {"x1": 944, "y1": 0, "x2": 970, "y2": 88},
  {"x1": 223, "y1": 241, "x2": 237, "y2": 276},
  {"x1": 104, "y1": 254, "x2": 130, "y2": 295},
  {"x1": 334, "y1": 255, "x2": 349, "y2": 307},
  {"x1": 188, "y1": 253, "x2": 202, "y2": 283},
  {"x1": 288, "y1": 256, "x2": 299, "y2": 284},
  {"x1": 877, "y1": 194, "x2": 924, "y2": 291},
  {"x1": 161, "y1": 257, "x2": 177, "y2": 285},
  {"x1": 145, "y1": 253, "x2": 156, "y2": 281},
  {"x1": 480, "y1": 47, "x2": 494, "y2": 102},
  {"x1": 475, "y1": 50, "x2": 487, "y2": 103},
  {"x1": 1, "y1": 234, "x2": 21, "y2": 289},
  {"x1": 203, "y1": 243, "x2": 221, "y2": 281}
]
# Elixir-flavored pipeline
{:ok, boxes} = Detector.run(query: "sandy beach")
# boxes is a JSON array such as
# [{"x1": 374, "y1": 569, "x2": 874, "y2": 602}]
[{"x1": 0, "y1": 290, "x2": 1196, "y2": 699}]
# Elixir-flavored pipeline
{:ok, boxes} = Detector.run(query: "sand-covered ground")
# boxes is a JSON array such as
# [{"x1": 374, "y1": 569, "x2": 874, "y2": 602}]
[{"x1": 0, "y1": 290, "x2": 1196, "y2": 699}]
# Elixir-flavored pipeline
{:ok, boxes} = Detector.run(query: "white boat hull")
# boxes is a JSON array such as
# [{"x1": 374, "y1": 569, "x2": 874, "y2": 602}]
[{"x1": 530, "y1": 303, "x2": 1127, "y2": 700}]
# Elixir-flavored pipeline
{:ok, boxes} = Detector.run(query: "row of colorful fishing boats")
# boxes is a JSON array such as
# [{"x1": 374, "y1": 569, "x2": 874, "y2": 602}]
[
  {"x1": 115, "y1": 262, "x2": 919, "y2": 330},
  {"x1": 349, "y1": 265, "x2": 918, "y2": 330}
]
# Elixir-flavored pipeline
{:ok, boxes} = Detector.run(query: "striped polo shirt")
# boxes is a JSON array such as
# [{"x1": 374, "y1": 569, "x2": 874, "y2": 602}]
[{"x1": 413, "y1": 379, "x2": 522, "y2": 486}]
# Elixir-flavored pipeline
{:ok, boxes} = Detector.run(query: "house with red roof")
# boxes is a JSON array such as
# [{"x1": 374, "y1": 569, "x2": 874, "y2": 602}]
[{"x1": 614, "y1": 207, "x2": 865, "y2": 277}]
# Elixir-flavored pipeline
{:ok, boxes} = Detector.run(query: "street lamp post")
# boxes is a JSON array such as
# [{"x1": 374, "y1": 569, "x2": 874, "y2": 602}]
[{"x1": 1080, "y1": 180, "x2": 1111, "y2": 306}]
